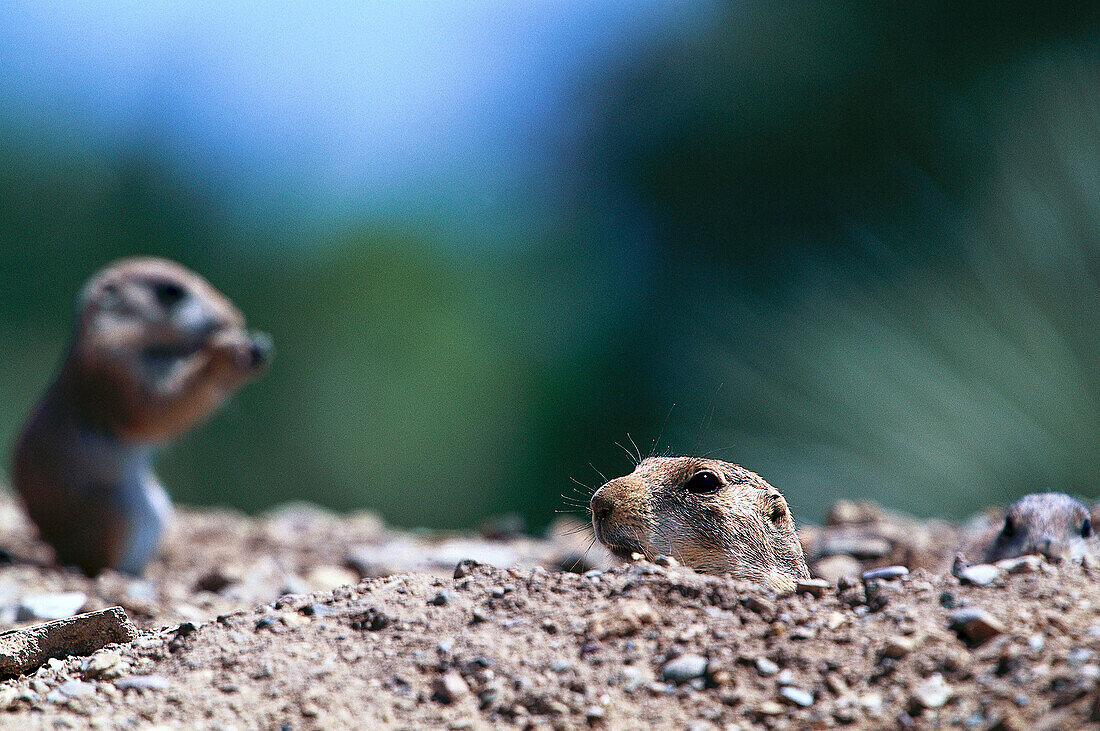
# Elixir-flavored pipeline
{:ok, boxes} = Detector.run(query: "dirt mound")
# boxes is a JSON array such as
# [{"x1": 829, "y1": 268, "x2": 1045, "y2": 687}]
[{"x1": 0, "y1": 496, "x2": 1098, "y2": 729}]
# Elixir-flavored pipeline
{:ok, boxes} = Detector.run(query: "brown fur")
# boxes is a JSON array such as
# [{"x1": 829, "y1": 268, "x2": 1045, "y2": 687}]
[
  {"x1": 590, "y1": 457, "x2": 810, "y2": 592},
  {"x1": 11, "y1": 257, "x2": 271, "y2": 575}
]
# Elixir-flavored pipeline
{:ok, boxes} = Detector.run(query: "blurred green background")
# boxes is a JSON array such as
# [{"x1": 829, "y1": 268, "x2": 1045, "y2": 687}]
[{"x1": 1, "y1": 3, "x2": 1098, "y2": 529}]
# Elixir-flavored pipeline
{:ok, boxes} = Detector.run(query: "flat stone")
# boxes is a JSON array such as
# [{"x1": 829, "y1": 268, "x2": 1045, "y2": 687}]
[
  {"x1": 861, "y1": 566, "x2": 909, "y2": 582},
  {"x1": 17, "y1": 592, "x2": 88, "y2": 622},
  {"x1": 779, "y1": 686, "x2": 814, "y2": 707},
  {"x1": 82, "y1": 651, "x2": 123, "y2": 678},
  {"x1": 948, "y1": 607, "x2": 1006, "y2": 646},
  {"x1": 795, "y1": 579, "x2": 830, "y2": 598},
  {"x1": 660, "y1": 654, "x2": 707, "y2": 683},
  {"x1": 0, "y1": 607, "x2": 137, "y2": 678},
  {"x1": 55, "y1": 679, "x2": 95, "y2": 699},
  {"x1": 115, "y1": 674, "x2": 170, "y2": 691},
  {"x1": 957, "y1": 564, "x2": 1001, "y2": 587}
]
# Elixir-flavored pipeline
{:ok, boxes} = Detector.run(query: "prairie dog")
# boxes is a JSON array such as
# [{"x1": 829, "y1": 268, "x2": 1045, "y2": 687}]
[
  {"x1": 590, "y1": 457, "x2": 810, "y2": 592},
  {"x1": 982, "y1": 492, "x2": 1096, "y2": 564},
  {"x1": 11, "y1": 257, "x2": 271, "y2": 575}
]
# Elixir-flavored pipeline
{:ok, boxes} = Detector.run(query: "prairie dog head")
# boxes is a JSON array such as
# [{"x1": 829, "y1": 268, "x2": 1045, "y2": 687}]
[
  {"x1": 589, "y1": 457, "x2": 810, "y2": 592},
  {"x1": 985, "y1": 493, "x2": 1096, "y2": 564},
  {"x1": 64, "y1": 257, "x2": 271, "y2": 441}
]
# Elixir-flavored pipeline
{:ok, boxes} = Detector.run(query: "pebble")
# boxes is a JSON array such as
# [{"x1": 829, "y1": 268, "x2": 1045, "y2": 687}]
[
  {"x1": 619, "y1": 667, "x2": 647, "y2": 693},
  {"x1": 755, "y1": 657, "x2": 779, "y2": 677},
  {"x1": 115, "y1": 675, "x2": 170, "y2": 692},
  {"x1": 755, "y1": 701, "x2": 785, "y2": 716},
  {"x1": 861, "y1": 566, "x2": 908, "y2": 582},
  {"x1": 778, "y1": 686, "x2": 814, "y2": 707},
  {"x1": 55, "y1": 680, "x2": 95, "y2": 700},
  {"x1": 795, "y1": 579, "x2": 830, "y2": 598},
  {"x1": 453, "y1": 559, "x2": 481, "y2": 579},
  {"x1": 428, "y1": 592, "x2": 452, "y2": 607},
  {"x1": 948, "y1": 607, "x2": 1005, "y2": 645},
  {"x1": 549, "y1": 658, "x2": 572, "y2": 673},
  {"x1": 652, "y1": 555, "x2": 678, "y2": 568},
  {"x1": 883, "y1": 635, "x2": 916, "y2": 659},
  {"x1": 911, "y1": 673, "x2": 952, "y2": 709},
  {"x1": 775, "y1": 669, "x2": 794, "y2": 685},
  {"x1": 957, "y1": 564, "x2": 1001, "y2": 587},
  {"x1": 431, "y1": 671, "x2": 470, "y2": 704},
  {"x1": 660, "y1": 654, "x2": 708, "y2": 683},
  {"x1": 744, "y1": 596, "x2": 775, "y2": 616},
  {"x1": 82, "y1": 651, "x2": 123, "y2": 679},
  {"x1": 17, "y1": 592, "x2": 88, "y2": 621}
]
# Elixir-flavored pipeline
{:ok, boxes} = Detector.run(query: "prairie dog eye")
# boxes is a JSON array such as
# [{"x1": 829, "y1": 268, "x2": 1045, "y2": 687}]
[
  {"x1": 684, "y1": 471, "x2": 721, "y2": 494},
  {"x1": 1083, "y1": 518, "x2": 1093, "y2": 539},
  {"x1": 1001, "y1": 515, "x2": 1016, "y2": 538},
  {"x1": 152, "y1": 280, "x2": 187, "y2": 308}
]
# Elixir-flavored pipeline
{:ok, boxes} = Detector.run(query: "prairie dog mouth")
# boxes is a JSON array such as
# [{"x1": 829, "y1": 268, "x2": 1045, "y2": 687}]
[{"x1": 591, "y1": 520, "x2": 646, "y2": 560}]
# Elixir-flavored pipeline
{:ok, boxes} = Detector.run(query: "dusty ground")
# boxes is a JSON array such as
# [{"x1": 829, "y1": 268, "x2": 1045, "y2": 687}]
[{"x1": 0, "y1": 492, "x2": 1098, "y2": 729}]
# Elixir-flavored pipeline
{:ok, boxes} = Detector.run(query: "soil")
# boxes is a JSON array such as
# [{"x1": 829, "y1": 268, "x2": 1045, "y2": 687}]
[{"x1": 0, "y1": 492, "x2": 1097, "y2": 730}]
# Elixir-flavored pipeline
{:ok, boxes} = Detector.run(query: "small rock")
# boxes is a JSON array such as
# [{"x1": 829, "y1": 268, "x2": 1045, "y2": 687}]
[
  {"x1": 775, "y1": 669, "x2": 794, "y2": 686},
  {"x1": 82, "y1": 651, "x2": 123, "y2": 679},
  {"x1": 744, "y1": 595, "x2": 775, "y2": 616},
  {"x1": 796, "y1": 579, "x2": 830, "y2": 598},
  {"x1": 453, "y1": 559, "x2": 481, "y2": 579},
  {"x1": 431, "y1": 671, "x2": 470, "y2": 704},
  {"x1": 957, "y1": 564, "x2": 1001, "y2": 587},
  {"x1": 428, "y1": 592, "x2": 452, "y2": 607},
  {"x1": 618, "y1": 666, "x2": 647, "y2": 693},
  {"x1": 660, "y1": 654, "x2": 708, "y2": 683},
  {"x1": 490, "y1": 586, "x2": 508, "y2": 599},
  {"x1": 755, "y1": 657, "x2": 779, "y2": 677},
  {"x1": 779, "y1": 686, "x2": 814, "y2": 707},
  {"x1": 861, "y1": 566, "x2": 909, "y2": 582},
  {"x1": 652, "y1": 555, "x2": 678, "y2": 568},
  {"x1": 55, "y1": 680, "x2": 95, "y2": 699},
  {"x1": 883, "y1": 636, "x2": 916, "y2": 659},
  {"x1": 948, "y1": 607, "x2": 1005, "y2": 646},
  {"x1": 549, "y1": 658, "x2": 572, "y2": 673},
  {"x1": 911, "y1": 673, "x2": 952, "y2": 710},
  {"x1": 17, "y1": 592, "x2": 88, "y2": 621},
  {"x1": 583, "y1": 569, "x2": 604, "y2": 579},
  {"x1": 755, "y1": 701, "x2": 785, "y2": 717},
  {"x1": 115, "y1": 675, "x2": 170, "y2": 692}
]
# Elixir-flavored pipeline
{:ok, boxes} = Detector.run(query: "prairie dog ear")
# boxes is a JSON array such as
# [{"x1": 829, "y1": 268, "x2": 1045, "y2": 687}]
[{"x1": 766, "y1": 492, "x2": 793, "y2": 528}]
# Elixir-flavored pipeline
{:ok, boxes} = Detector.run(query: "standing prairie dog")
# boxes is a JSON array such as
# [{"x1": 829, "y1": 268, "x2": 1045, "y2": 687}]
[
  {"x1": 11, "y1": 257, "x2": 271, "y2": 575},
  {"x1": 590, "y1": 457, "x2": 810, "y2": 592}
]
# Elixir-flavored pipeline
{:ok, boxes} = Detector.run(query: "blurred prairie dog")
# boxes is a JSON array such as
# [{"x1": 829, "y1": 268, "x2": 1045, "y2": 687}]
[
  {"x1": 981, "y1": 493, "x2": 1096, "y2": 564},
  {"x1": 11, "y1": 257, "x2": 271, "y2": 575},
  {"x1": 590, "y1": 457, "x2": 810, "y2": 592}
]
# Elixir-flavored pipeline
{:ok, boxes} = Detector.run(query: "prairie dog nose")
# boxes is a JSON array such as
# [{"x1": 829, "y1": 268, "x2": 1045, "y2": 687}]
[
  {"x1": 590, "y1": 488, "x2": 615, "y2": 523},
  {"x1": 1036, "y1": 536, "x2": 1063, "y2": 561}
]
